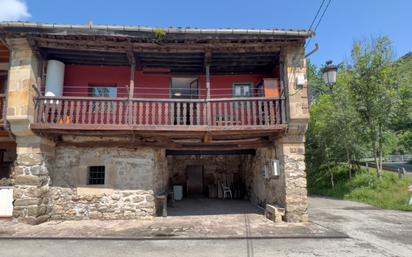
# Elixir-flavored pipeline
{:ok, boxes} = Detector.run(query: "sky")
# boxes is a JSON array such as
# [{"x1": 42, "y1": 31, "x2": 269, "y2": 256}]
[{"x1": 0, "y1": 0, "x2": 411, "y2": 67}]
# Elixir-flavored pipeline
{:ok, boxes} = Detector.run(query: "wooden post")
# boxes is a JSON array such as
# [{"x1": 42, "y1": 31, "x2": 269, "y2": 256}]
[
  {"x1": 127, "y1": 51, "x2": 136, "y2": 124},
  {"x1": 279, "y1": 48, "x2": 288, "y2": 124},
  {"x1": 129, "y1": 62, "x2": 136, "y2": 98},
  {"x1": 206, "y1": 64, "x2": 211, "y2": 126}
]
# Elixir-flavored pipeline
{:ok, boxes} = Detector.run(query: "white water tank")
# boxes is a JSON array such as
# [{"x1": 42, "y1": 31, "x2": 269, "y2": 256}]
[{"x1": 45, "y1": 60, "x2": 65, "y2": 96}]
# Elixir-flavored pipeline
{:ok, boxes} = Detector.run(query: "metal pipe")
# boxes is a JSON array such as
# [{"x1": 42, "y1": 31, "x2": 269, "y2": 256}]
[{"x1": 305, "y1": 43, "x2": 319, "y2": 58}]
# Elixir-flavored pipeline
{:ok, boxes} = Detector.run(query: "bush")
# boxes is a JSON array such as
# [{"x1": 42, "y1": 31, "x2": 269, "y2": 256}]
[{"x1": 309, "y1": 166, "x2": 412, "y2": 211}]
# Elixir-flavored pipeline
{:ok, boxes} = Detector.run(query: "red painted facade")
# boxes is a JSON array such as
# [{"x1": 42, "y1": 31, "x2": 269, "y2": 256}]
[{"x1": 63, "y1": 65, "x2": 279, "y2": 98}]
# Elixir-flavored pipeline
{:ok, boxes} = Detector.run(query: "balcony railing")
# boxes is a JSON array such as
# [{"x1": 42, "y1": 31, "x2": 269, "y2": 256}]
[{"x1": 33, "y1": 96, "x2": 286, "y2": 131}]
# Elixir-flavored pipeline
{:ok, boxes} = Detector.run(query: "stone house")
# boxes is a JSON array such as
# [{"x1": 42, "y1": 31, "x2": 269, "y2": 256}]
[{"x1": 0, "y1": 22, "x2": 312, "y2": 224}]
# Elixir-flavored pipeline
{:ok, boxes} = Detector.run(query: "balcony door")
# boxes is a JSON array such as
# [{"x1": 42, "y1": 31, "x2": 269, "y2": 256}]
[
  {"x1": 171, "y1": 77, "x2": 199, "y2": 99},
  {"x1": 171, "y1": 78, "x2": 199, "y2": 125}
]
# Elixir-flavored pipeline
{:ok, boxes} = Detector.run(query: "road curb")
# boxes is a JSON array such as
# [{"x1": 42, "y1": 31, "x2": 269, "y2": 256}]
[{"x1": 0, "y1": 233, "x2": 349, "y2": 241}]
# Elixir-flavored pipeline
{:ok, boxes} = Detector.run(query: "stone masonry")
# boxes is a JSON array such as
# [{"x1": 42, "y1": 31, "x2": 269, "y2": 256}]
[
  {"x1": 280, "y1": 45, "x2": 310, "y2": 222},
  {"x1": 6, "y1": 38, "x2": 56, "y2": 224},
  {"x1": 48, "y1": 144, "x2": 166, "y2": 220}
]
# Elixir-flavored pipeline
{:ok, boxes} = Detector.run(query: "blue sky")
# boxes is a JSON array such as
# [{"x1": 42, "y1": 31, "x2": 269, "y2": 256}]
[{"x1": 2, "y1": 0, "x2": 411, "y2": 67}]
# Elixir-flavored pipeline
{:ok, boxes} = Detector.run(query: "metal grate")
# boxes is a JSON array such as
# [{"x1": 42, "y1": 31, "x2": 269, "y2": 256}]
[{"x1": 88, "y1": 166, "x2": 105, "y2": 185}]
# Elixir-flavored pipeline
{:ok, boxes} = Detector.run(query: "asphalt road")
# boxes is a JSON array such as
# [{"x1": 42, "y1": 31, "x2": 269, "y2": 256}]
[
  {"x1": 1, "y1": 197, "x2": 411, "y2": 257},
  {"x1": 382, "y1": 162, "x2": 412, "y2": 172}
]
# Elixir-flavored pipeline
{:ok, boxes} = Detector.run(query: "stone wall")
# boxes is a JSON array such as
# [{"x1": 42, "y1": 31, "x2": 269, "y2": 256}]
[
  {"x1": 49, "y1": 188, "x2": 154, "y2": 220},
  {"x1": 241, "y1": 147, "x2": 285, "y2": 208},
  {"x1": 47, "y1": 145, "x2": 166, "y2": 220}
]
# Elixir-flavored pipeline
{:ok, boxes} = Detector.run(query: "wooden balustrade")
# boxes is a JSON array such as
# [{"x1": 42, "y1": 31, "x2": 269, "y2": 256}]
[{"x1": 33, "y1": 96, "x2": 286, "y2": 130}]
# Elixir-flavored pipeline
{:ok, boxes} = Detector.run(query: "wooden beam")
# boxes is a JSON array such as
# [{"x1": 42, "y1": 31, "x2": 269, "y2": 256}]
[
  {"x1": 203, "y1": 132, "x2": 212, "y2": 144},
  {"x1": 33, "y1": 36, "x2": 289, "y2": 53}
]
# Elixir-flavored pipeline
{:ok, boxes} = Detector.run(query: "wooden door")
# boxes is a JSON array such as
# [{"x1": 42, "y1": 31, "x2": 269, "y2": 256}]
[{"x1": 186, "y1": 165, "x2": 203, "y2": 196}]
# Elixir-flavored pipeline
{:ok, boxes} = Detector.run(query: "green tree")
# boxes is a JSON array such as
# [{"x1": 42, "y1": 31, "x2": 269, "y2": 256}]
[
  {"x1": 306, "y1": 67, "x2": 365, "y2": 188},
  {"x1": 349, "y1": 37, "x2": 398, "y2": 177}
]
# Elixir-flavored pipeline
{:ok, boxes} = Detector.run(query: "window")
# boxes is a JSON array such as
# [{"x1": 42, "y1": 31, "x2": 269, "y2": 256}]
[
  {"x1": 233, "y1": 83, "x2": 253, "y2": 97},
  {"x1": 89, "y1": 85, "x2": 117, "y2": 112},
  {"x1": 87, "y1": 166, "x2": 105, "y2": 185},
  {"x1": 90, "y1": 86, "x2": 117, "y2": 98}
]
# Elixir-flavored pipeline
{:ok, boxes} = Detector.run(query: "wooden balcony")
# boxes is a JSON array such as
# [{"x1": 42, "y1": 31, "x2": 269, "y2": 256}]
[{"x1": 32, "y1": 96, "x2": 287, "y2": 149}]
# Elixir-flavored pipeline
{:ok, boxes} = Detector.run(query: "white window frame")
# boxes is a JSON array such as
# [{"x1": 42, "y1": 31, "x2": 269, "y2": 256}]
[{"x1": 233, "y1": 82, "x2": 253, "y2": 97}]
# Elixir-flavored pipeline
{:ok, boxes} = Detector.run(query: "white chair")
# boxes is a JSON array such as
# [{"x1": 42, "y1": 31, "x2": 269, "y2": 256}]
[{"x1": 221, "y1": 184, "x2": 232, "y2": 199}]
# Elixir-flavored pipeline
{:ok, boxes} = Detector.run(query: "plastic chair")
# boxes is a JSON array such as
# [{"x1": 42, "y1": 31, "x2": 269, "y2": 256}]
[{"x1": 222, "y1": 184, "x2": 232, "y2": 199}]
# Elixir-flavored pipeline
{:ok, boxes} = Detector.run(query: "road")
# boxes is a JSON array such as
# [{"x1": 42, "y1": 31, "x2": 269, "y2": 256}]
[
  {"x1": 382, "y1": 162, "x2": 412, "y2": 172},
  {"x1": 1, "y1": 197, "x2": 411, "y2": 257}
]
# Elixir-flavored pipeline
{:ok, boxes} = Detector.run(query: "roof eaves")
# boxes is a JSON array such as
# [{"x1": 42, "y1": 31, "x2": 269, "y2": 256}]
[{"x1": 0, "y1": 21, "x2": 315, "y2": 38}]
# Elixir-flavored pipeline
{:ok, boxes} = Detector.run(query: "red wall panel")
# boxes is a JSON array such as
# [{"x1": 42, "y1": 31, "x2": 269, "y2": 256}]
[{"x1": 63, "y1": 65, "x2": 277, "y2": 98}]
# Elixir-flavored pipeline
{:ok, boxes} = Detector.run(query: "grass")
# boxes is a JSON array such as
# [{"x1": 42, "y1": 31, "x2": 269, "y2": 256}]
[{"x1": 309, "y1": 167, "x2": 412, "y2": 211}]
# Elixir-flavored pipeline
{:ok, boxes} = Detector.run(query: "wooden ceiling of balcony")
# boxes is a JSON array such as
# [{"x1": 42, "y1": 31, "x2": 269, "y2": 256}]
[
  {"x1": 19, "y1": 33, "x2": 286, "y2": 74},
  {"x1": 42, "y1": 128, "x2": 285, "y2": 151},
  {"x1": 42, "y1": 48, "x2": 279, "y2": 74}
]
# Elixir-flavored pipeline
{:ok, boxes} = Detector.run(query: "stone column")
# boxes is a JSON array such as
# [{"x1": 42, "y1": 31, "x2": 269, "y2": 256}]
[
  {"x1": 277, "y1": 134, "x2": 308, "y2": 222},
  {"x1": 278, "y1": 44, "x2": 309, "y2": 222},
  {"x1": 6, "y1": 38, "x2": 55, "y2": 224},
  {"x1": 13, "y1": 136, "x2": 55, "y2": 224}
]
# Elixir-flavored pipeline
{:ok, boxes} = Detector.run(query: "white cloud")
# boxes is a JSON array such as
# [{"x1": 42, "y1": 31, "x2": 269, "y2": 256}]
[{"x1": 0, "y1": 0, "x2": 31, "y2": 21}]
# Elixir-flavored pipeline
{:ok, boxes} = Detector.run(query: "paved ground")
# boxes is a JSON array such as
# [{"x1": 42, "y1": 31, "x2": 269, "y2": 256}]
[
  {"x1": 0, "y1": 199, "x2": 341, "y2": 238},
  {"x1": 0, "y1": 197, "x2": 411, "y2": 256},
  {"x1": 309, "y1": 197, "x2": 412, "y2": 256}
]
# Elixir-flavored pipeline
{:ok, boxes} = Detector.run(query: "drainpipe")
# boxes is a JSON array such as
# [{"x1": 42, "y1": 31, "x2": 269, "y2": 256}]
[
  {"x1": 305, "y1": 43, "x2": 319, "y2": 58},
  {"x1": 304, "y1": 43, "x2": 319, "y2": 106}
]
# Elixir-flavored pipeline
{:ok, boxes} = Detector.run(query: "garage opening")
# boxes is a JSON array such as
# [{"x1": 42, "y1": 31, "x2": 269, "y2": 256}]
[{"x1": 165, "y1": 149, "x2": 281, "y2": 217}]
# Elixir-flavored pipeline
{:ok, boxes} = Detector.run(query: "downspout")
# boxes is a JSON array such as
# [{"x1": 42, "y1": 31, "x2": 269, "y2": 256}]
[
  {"x1": 305, "y1": 43, "x2": 319, "y2": 58},
  {"x1": 304, "y1": 43, "x2": 319, "y2": 106}
]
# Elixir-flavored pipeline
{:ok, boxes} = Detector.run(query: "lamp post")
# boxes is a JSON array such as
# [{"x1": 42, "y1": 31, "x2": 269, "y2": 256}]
[{"x1": 322, "y1": 60, "x2": 338, "y2": 88}]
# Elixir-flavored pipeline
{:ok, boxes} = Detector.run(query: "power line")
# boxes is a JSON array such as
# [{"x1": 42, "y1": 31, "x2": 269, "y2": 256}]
[
  {"x1": 313, "y1": 0, "x2": 332, "y2": 32},
  {"x1": 306, "y1": 0, "x2": 333, "y2": 48},
  {"x1": 308, "y1": 0, "x2": 326, "y2": 31}
]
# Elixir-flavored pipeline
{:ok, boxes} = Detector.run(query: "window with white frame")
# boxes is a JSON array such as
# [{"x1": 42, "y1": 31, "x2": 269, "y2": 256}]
[{"x1": 233, "y1": 82, "x2": 253, "y2": 97}]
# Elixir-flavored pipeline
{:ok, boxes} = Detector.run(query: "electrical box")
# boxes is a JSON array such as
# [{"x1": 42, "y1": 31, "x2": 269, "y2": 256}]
[
  {"x1": 272, "y1": 160, "x2": 280, "y2": 177},
  {"x1": 296, "y1": 75, "x2": 305, "y2": 88},
  {"x1": 262, "y1": 166, "x2": 269, "y2": 179},
  {"x1": 262, "y1": 160, "x2": 280, "y2": 179}
]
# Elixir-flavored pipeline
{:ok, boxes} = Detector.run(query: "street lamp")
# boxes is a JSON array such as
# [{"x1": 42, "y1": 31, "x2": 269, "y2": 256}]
[{"x1": 322, "y1": 60, "x2": 338, "y2": 87}]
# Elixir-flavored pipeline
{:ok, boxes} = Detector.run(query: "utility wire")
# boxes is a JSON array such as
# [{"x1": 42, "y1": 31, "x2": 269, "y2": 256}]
[
  {"x1": 313, "y1": 0, "x2": 332, "y2": 32},
  {"x1": 306, "y1": 0, "x2": 333, "y2": 48},
  {"x1": 308, "y1": 0, "x2": 326, "y2": 31}
]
